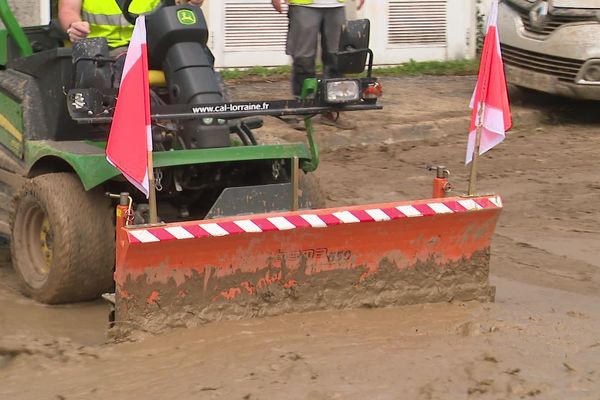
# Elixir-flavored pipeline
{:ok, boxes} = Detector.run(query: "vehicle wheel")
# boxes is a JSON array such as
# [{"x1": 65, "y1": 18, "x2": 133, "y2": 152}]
[
  {"x1": 0, "y1": 180, "x2": 12, "y2": 236},
  {"x1": 256, "y1": 135, "x2": 327, "y2": 210},
  {"x1": 299, "y1": 172, "x2": 327, "y2": 209},
  {"x1": 10, "y1": 173, "x2": 114, "y2": 304}
]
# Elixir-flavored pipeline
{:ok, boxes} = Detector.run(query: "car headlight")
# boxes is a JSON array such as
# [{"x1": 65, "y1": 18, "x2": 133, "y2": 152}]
[
  {"x1": 584, "y1": 65, "x2": 600, "y2": 82},
  {"x1": 323, "y1": 79, "x2": 360, "y2": 103},
  {"x1": 577, "y1": 59, "x2": 600, "y2": 85}
]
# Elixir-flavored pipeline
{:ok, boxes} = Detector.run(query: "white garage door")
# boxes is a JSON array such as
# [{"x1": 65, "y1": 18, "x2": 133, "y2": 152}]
[
  {"x1": 208, "y1": 0, "x2": 290, "y2": 68},
  {"x1": 207, "y1": 0, "x2": 475, "y2": 68},
  {"x1": 362, "y1": 0, "x2": 474, "y2": 64}
]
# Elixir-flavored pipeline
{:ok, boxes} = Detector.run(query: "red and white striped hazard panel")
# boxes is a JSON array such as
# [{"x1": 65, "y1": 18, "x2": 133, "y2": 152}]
[{"x1": 126, "y1": 195, "x2": 503, "y2": 244}]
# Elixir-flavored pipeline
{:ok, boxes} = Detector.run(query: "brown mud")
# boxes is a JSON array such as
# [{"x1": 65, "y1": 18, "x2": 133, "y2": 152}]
[
  {"x1": 115, "y1": 249, "x2": 494, "y2": 338},
  {"x1": 1, "y1": 76, "x2": 600, "y2": 398}
]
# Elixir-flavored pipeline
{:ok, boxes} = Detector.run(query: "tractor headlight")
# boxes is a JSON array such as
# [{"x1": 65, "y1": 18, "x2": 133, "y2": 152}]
[{"x1": 323, "y1": 79, "x2": 361, "y2": 103}]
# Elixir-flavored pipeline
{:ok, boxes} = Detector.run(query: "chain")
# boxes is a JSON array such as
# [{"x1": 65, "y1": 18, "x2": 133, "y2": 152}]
[
  {"x1": 272, "y1": 161, "x2": 281, "y2": 180},
  {"x1": 155, "y1": 169, "x2": 163, "y2": 192},
  {"x1": 125, "y1": 208, "x2": 135, "y2": 225},
  {"x1": 125, "y1": 195, "x2": 135, "y2": 225}
]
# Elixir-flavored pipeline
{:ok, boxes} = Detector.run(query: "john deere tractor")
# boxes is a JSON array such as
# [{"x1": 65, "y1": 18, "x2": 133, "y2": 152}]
[{"x1": 0, "y1": 0, "x2": 381, "y2": 304}]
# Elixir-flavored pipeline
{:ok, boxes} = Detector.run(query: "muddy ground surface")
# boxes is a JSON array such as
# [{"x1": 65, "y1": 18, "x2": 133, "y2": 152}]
[{"x1": 1, "y1": 76, "x2": 599, "y2": 399}]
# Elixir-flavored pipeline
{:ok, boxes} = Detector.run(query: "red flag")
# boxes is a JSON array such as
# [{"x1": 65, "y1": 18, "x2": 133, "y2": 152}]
[
  {"x1": 466, "y1": 0, "x2": 512, "y2": 164},
  {"x1": 106, "y1": 16, "x2": 152, "y2": 197}
]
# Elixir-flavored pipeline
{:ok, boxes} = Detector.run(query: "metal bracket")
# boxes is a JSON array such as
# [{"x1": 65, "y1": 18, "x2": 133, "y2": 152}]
[{"x1": 300, "y1": 78, "x2": 320, "y2": 173}]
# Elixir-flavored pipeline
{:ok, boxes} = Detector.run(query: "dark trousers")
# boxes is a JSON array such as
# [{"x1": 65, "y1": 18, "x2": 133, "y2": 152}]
[{"x1": 286, "y1": 5, "x2": 346, "y2": 97}]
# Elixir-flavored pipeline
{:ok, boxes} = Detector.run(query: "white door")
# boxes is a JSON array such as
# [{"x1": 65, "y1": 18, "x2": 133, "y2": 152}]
[
  {"x1": 360, "y1": 0, "x2": 475, "y2": 64},
  {"x1": 206, "y1": 0, "x2": 475, "y2": 68},
  {"x1": 4, "y1": 0, "x2": 51, "y2": 26},
  {"x1": 208, "y1": 0, "x2": 290, "y2": 68}
]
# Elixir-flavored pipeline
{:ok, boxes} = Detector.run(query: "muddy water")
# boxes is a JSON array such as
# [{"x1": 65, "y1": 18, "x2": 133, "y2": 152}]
[
  {"x1": 1, "y1": 77, "x2": 599, "y2": 398},
  {"x1": 0, "y1": 246, "x2": 109, "y2": 346},
  {"x1": 1, "y1": 277, "x2": 599, "y2": 399}
]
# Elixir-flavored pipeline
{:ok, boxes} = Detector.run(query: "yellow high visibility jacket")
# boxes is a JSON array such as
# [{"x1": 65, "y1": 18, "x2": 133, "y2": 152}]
[{"x1": 82, "y1": 0, "x2": 160, "y2": 48}]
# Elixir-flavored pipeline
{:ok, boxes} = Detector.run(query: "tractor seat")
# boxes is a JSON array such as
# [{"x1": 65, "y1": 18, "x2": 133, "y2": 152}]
[{"x1": 149, "y1": 70, "x2": 166, "y2": 87}]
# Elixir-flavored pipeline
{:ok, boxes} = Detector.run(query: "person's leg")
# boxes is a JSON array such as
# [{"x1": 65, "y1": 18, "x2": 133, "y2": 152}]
[
  {"x1": 286, "y1": 6, "x2": 322, "y2": 97},
  {"x1": 317, "y1": 7, "x2": 356, "y2": 130},
  {"x1": 321, "y1": 6, "x2": 346, "y2": 79}
]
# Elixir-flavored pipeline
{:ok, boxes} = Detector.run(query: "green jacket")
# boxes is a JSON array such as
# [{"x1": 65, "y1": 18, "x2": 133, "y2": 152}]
[{"x1": 82, "y1": 0, "x2": 160, "y2": 48}]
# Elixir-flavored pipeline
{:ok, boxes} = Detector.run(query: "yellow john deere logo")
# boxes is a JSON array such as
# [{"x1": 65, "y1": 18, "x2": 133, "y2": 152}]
[{"x1": 177, "y1": 9, "x2": 196, "y2": 25}]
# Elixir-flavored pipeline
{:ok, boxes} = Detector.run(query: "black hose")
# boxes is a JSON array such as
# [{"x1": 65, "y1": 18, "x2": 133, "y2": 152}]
[
  {"x1": 240, "y1": 123, "x2": 258, "y2": 145},
  {"x1": 233, "y1": 126, "x2": 250, "y2": 146}
]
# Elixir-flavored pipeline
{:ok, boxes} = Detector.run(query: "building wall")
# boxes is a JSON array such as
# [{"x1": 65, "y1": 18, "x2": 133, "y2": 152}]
[
  {"x1": 2, "y1": 0, "x2": 478, "y2": 67},
  {"x1": 0, "y1": 0, "x2": 46, "y2": 28},
  {"x1": 209, "y1": 0, "x2": 479, "y2": 68},
  {"x1": 356, "y1": 0, "x2": 477, "y2": 65}
]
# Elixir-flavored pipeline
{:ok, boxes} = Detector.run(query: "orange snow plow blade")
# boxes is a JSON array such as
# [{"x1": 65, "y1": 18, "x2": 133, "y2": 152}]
[{"x1": 114, "y1": 195, "x2": 502, "y2": 333}]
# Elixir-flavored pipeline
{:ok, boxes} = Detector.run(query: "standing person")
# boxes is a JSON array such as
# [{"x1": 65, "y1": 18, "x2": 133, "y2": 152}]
[
  {"x1": 272, "y1": 0, "x2": 365, "y2": 130},
  {"x1": 59, "y1": 0, "x2": 205, "y2": 85},
  {"x1": 59, "y1": 0, "x2": 205, "y2": 47}
]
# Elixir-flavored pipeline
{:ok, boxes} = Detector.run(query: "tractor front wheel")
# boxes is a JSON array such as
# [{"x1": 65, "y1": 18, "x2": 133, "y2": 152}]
[
  {"x1": 10, "y1": 173, "x2": 114, "y2": 304},
  {"x1": 299, "y1": 172, "x2": 327, "y2": 209}
]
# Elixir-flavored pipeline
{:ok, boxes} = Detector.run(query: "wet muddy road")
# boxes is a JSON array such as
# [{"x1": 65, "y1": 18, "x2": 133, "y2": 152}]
[{"x1": 1, "y1": 76, "x2": 599, "y2": 399}]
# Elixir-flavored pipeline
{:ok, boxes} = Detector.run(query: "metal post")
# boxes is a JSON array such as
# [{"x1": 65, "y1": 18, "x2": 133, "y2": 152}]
[
  {"x1": 147, "y1": 151, "x2": 158, "y2": 224},
  {"x1": 291, "y1": 156, "x2": 299, "y2": 211},
  {"x1": 468, "y1": 102, "x2": 485, "y2": 196},
  {"x1": 428, "y1": 166, "x2": 450, "y2": 198}
]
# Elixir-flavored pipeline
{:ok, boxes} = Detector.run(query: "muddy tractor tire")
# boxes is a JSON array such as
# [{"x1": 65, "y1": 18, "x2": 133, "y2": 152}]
[
  {"x1": 256, "y1": 134, "x2": 327, "y2": 210},
  {"x1": 10, "y1": 173, "x2": 114, "y2": 304},
  {"x1": 299, "y1": 172, "x2": 327, "y2": 209}
]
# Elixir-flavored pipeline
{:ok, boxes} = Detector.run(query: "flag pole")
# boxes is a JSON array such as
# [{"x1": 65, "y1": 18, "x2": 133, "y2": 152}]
[
  {"x1": 147, "y1": 152, "x2": 158, "y2": 224},
  {"x1": 141, "y1": 16, "x2": 157, "y2": 225},
  {"x1": 468, "y1": 102, "x2": 485, "y2": 196}
]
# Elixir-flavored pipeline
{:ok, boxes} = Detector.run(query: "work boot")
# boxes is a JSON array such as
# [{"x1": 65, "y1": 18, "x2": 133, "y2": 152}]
[
  {"x1": 281, "y1": 116, "x2": 306, "y2": 131},
  {"x1": 317, "y1": 112, "x2": 357, "y2": 130}
]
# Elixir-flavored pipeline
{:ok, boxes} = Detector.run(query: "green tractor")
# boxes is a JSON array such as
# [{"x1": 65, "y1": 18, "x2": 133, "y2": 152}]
[{"x1": 0, "y1": 0, "x2": 381, "y2": 304}]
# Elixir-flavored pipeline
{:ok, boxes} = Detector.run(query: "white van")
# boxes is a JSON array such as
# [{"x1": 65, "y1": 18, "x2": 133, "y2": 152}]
[{"x1": 498, "y1": 0, "x2": 600, "y2": 100}]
